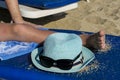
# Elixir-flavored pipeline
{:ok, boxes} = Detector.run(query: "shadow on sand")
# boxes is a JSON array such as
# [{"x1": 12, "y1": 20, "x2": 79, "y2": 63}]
[{"x1": 0, "y1": 7, "x2": 67, "y2": 25}]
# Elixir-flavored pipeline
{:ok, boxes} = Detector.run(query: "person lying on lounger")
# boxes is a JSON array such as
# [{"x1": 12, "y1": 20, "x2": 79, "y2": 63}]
[{"x1": 0, "y1": 23, "x2": 106, "y2": 50}]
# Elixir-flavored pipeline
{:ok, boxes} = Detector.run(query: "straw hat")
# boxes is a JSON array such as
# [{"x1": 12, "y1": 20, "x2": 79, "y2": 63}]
[{"x1": 31, "y1": 33, "x2": 95, "y2": 73}]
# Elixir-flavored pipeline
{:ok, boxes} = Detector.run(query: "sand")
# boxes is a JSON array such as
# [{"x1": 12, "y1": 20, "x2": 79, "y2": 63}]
[
  {"x1": 0, "y1": 0, "x2": 120, "y2": 36},
  {"x1": 44, "y1": 0, "x2": 120, "y2": 36}
]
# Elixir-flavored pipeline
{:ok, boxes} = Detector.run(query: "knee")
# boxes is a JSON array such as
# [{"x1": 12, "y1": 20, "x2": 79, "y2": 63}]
[{"x1": 13, "y1": 24, "x2": 28, "y2": 34}]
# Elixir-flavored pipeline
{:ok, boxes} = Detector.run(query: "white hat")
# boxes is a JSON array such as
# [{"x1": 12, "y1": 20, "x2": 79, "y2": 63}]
[{"x1": 31, "y1": 33, "x2": 95, "y2": 73}]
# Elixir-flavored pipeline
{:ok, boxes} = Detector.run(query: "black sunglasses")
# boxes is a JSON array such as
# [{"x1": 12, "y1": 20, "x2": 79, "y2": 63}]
[{"x1": 36, "y1": 51, "x2": 84, "y2": 70}]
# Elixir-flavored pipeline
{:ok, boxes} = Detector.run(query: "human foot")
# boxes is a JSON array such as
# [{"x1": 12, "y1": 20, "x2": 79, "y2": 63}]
[{"x1": 81, "y1": 30, "x2": 106, "y2": 50}]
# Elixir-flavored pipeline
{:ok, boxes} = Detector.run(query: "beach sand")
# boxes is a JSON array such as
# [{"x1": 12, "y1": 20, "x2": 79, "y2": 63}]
[{"x1": 0, "y1": 0, "x2": 120, "y2": 36}]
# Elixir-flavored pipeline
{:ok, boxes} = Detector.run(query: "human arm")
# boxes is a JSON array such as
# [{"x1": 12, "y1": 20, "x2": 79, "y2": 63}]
[{"x1": 5, "y1": 0, "x2": 37, "y2": 26}]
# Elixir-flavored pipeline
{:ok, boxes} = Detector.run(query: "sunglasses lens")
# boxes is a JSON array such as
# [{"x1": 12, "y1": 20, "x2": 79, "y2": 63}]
[
  {"x1": 57, "y1": 60, "x2": 73, "y2": 70},
  {"x1": 40, "y1": 56, "x2": 54, "y2": 68},
  {"x1": 39, "y1": 56, "x2": 75, "y2": 70}
]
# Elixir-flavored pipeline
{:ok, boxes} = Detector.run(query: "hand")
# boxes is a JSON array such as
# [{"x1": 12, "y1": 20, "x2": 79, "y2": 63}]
[{"x1": 12, "y1": 20, "x2": 43, "y2": 28}]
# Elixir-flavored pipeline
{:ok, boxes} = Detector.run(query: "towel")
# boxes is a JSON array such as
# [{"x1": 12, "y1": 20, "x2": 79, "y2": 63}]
[
  {"x1": 0, "y1": 27, "x2": 48, "y2": 61},
  {"x1": 0, "y1": 41, "x2": 38, "y2": 60}
]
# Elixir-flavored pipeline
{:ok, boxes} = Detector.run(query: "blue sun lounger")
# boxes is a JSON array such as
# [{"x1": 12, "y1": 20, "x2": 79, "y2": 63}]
[
  {"x1": 0, "y1": 0, "x2": 79, "y2": 18},
  {"x1": 0, "y1": 29, "x2": 120, "y2": 80}
]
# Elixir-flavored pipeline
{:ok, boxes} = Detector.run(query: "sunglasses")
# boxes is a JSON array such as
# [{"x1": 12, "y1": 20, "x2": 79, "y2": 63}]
[{"x1": 36, "y1": 51, "x2": 84, "y2": 70}]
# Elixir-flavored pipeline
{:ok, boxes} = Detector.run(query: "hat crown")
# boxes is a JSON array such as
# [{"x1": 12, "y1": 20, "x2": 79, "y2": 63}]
[
  {"x1": 42, "y1": 33, "x2": 82, "y2": 60},
  {"x1": 31, "y1": 33, "x2": 95, "y2": 73}
]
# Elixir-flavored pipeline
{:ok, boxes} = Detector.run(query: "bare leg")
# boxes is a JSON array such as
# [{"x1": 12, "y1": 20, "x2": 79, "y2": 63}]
[
  {"x1": 0, "y1": 23, "x2": 105, "y2": 50},
  {"x1": 80, "y1": 31, "x2": 105, "y2": 50},
  {"x1": 0, "y1": 23, "x2": 53, "y2": 42}
]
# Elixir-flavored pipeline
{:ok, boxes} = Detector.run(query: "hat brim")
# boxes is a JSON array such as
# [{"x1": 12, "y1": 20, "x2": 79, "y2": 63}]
[{"x1": 31, "y1": 46, "x2": 95, "y2": 73}]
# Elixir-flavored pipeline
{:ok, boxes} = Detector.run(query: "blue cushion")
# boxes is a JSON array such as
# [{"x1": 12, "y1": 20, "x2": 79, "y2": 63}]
[
  {"x1": 18, "y1": 0, "x2": 79, "y2": 9},
  {"x1": 0, "y1": 29, "x2": 120, "y2": 80}
]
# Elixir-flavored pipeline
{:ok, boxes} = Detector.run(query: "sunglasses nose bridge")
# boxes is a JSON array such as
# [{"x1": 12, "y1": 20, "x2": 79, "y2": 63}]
[{"x1": 53, "y1": 62, "x2": 57, "y2": 66}]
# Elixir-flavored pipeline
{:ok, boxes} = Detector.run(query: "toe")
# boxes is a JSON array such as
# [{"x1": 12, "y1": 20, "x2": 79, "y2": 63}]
[{"x1": 99, "y1": 30, "x2": 105, "y2": 37}]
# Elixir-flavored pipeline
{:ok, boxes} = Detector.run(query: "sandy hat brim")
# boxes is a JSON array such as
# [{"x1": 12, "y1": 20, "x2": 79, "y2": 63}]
[{"x1": 31, "y1": 46, "x2": 95, "y2": 73}]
